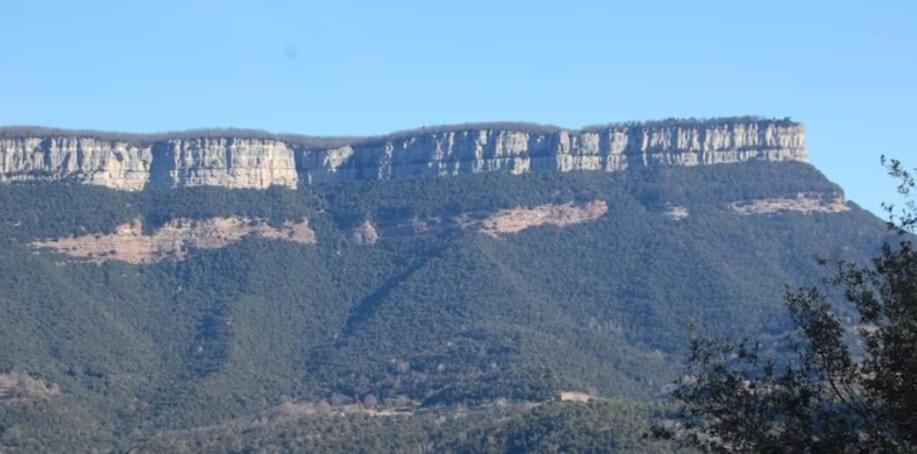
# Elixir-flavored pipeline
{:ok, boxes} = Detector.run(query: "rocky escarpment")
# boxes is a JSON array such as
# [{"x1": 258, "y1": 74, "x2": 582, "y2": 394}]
[
  {"x1": 0, "y1": 117, "x2": 807, "y2": 190},
  {"x1": 33, "y1": 217, "x2": 315, "y2": 264},
  {"x1": 0, "y1": 137, "x2": 153, "y2": 190},
  {"x1": 150, "y1": 138, "x2": 299, "y2": 189},
  {"x1": 0, "y1": 136, "x2": 299, "y2": 190}
]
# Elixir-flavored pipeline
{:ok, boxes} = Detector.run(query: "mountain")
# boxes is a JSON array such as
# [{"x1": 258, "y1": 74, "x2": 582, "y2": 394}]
[{"x1": 0, "y1": 117, "x2": 889, "y2": 451}]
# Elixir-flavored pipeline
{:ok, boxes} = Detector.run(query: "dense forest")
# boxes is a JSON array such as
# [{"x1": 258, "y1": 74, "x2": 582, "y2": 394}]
[{"x1": 0, "y1": 161, "x2": 888, "y2": 451}]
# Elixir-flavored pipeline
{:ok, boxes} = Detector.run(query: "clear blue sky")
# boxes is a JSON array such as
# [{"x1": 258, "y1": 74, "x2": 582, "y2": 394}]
[{"x1": 2, "y1": 1, "x2": 915, "y2": 215}]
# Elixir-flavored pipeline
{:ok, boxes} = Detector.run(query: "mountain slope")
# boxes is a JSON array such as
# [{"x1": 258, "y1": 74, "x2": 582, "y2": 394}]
[{"x1": 0, "y1": 154, "x2": 888, "y2": 451}]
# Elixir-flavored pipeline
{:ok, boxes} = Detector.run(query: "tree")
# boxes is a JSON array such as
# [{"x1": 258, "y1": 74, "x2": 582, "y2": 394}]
[
  {"x1": 362, "y1": 394, "x2": 378, "y2": 410},
  {"x1": 656, "y1": 158, "x2": 917, "y2": 453}
]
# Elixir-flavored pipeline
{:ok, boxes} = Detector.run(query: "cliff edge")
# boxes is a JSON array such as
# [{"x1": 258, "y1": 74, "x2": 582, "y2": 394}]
[{"x1": 0, "y1": 117, "x2": 806, "y2": 191}]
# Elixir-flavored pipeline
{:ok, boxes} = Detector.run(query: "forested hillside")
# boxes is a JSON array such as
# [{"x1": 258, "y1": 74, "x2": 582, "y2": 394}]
[{"x1": 0, "y1": 161, "x2": 887, "y2": 451}]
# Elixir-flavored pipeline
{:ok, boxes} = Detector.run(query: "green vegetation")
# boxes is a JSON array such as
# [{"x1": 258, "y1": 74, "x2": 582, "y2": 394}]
[
  {"x1": 0, "y1": 161, "x2": 888, "y2": 451},
  {"x1": 0, "y1": 116, "x2": 792, "y2": 148},
  {"x1": 657, "y1": 159, "x2": 916, "y2": 452},
  {"x1": 132, "y1": 399, "x2": 677, "y2": 453}
]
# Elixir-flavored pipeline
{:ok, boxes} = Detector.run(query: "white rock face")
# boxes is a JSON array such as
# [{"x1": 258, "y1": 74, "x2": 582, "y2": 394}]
[
  {"x1": 300, "y1": 120, "x2": 806, "y2": 183},
  {"x1": 0, "y1": 118, "x2": 808, "y2": 190},
  {"x1": 0, "y1": 136, "x2": 299, "y2": 190},
  {"x1": 153, "y1": 138, "x2": 299, "y2": 189},
  {"x1": 0, "y1": 137, "x2": 152, "y2": 190}
]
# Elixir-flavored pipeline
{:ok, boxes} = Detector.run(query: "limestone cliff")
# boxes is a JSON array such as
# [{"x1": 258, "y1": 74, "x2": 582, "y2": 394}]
[
  {"x1": 150, "y1": 138, "x2": 299, "y2": 189},
  {"x1": 0, "y1": 136, "x2": 300, "y2": 190},
  {"x1": 0, "y1": 117, "x2": 807, "y2": 191},
  {"x1": 0, "y1": 137, "x2": 152, "y2": 190}
]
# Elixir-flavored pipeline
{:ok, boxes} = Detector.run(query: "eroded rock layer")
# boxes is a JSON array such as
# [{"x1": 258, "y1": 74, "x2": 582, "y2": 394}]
[
  {"x1": 34, "y1": 200, "x2": 613, "y2": 262},
  {"x1": 0, "y1": 118, "x2": 807, "y2": 190},
  {"x1": 32, "y1": 217, "x2": 315, "y2": 264},
  {"x1": 476, "y1": 200, "x2": 609, "y2": 238},
  {"x1": 0, "y1": 372, "x2": 61, "y2": 405},
  {"x1": 730, "y1": 192, "x2": 850, "y2": 215}
]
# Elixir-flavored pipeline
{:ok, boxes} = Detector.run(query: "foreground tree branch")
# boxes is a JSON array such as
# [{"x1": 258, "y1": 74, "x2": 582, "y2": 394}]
[{"x1": 656, "y1": 159, "x2": 917, "y2": 453}]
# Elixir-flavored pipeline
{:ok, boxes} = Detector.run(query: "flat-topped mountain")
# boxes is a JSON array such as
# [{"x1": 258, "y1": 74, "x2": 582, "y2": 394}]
[
  {"x1": 0, "y1": 116, "x2": 886, "y2": 452},
  {"x1": 0, "y1": 117, "x2": 806, "y2": 190}
]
